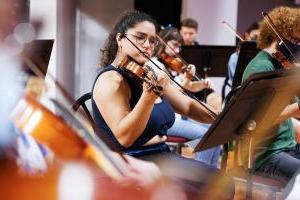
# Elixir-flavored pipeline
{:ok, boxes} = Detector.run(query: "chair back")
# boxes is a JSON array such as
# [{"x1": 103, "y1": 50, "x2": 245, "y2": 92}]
[{"x1": 72, "y1": 92, "x2": 95, "y2": 129}]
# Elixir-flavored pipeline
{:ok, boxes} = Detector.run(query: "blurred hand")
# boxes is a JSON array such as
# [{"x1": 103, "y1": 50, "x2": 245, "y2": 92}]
[
  {"x1": 118, "y1": 155, "x2": 162, "y2": 187},
  {"x1": 181, "y1": 76, "x2": 214, "y2": 92},
  {"x1": 143, "y1": 135, "x2": 167, "y2": 146},
  {"x1": 186, "y1": 64, "x2": 196, "y2": 76},
  {"x1": 200, "y1": 78, "x2": 214, "y2": 89}
]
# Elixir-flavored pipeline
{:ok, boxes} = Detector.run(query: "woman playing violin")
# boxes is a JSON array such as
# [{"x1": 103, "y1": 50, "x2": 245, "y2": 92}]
[
  {"x1": 153, "y1": 27, "x2": 222, "y2": 110},
  {"x1": 146, "y1": 27, "x2": 222, "y2": 168},
  {"x1": 92, "y1": 11, "x2": 234, "y2": 199},
  {"x1": 242, "y1": 6, "x2": 300, "y2": 181},
  {"x1": 152, "y1": 27, "x2": 214, "y2": 93}
]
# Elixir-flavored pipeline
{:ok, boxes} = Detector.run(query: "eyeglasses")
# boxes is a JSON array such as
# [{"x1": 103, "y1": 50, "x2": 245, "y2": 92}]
[{"x1": 125, "y1": 33, "x2": 159, "y2": 47}]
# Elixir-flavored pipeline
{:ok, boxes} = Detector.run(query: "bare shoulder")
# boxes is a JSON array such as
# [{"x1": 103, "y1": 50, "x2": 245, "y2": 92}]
[{"x1": 93, "y1": 70, "x2": 130, "y2": 100}]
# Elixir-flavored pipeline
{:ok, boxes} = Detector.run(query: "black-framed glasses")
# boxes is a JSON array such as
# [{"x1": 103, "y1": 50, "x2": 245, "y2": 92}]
[{"x1": 125, "y1": 33, "x2": 159, "y2": 47}]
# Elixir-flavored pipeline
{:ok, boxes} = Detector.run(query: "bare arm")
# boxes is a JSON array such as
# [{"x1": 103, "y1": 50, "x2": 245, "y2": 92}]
[
  {"x1": 292, "y1": 118, "x2": 300, "y2": 143},
  {"x1": 111, "y1": 154, "x2": 162, "y2": 187},
  {"x1": 178, "y1": 64, "x2": 213, "y2": 93},
  {"x1": 179, "y1": 74, "x2": 222, "y2": 111},
  {"x1": 164, "y1": 79, "x2": 218, "y2": 124},
  {"x1": 206, "y1": 92, "x2": 222, "y2": 111},
  {"x1": 93, "y1": 71, "x2": 158, "y2": 148},
  {"x1": 143, "y1": 135, "x2": 167, "y2": 146},
  {"x1": 275, "y1": 103, "x2": 300, "y2": 124},
  {"x1": 181, "y1": 78, "x2": 213, "y2": 93}
]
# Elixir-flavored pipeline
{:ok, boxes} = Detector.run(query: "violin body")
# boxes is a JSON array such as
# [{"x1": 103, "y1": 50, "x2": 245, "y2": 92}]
[
  {"x1": 12, "y1": 94, "x2": 86, "y2": 159},
  {"x1": 160, "y1": 52, "x2": 185, "y2": 74},
  {"x1": 11, "y1": 94, "x2": 126, "y2": 180},
  {"x1": 160, "y1": 52, "x2": 197, "y2": 80}
]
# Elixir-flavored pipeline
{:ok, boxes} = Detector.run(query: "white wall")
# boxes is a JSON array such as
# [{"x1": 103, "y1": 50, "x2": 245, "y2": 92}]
[
  {"x1": 30, "y1": 0, "x2": 135, "y2": 100},
  {"x1": 76, "y1": 0, "x2": 134, "y2": 98},
  {"x1": 29, "y1": 0, "x2": 57, "y2": 99},
  {"x1": 181, "y1": 0, "x2": 238, "y2": 95},
  {"x1": 29, "y1": 0, "x2": 56, "y2": 38},
  {"x1": 182, "y1": 0, "x2": 238, "y2": 46}
]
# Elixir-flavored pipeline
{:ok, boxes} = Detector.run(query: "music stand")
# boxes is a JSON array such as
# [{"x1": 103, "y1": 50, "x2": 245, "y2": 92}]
[
  {"x1": 194, "y1": 68, "x2": 300, "y2": 199},
  {"x1": 232, "y1": 41, "x2": 260, "y2": 88},
  {"x1": 180, "y1": 45, "x2": 235, "y2": 77},
  {"x1": 222, "y1": 41, "x2": 260, "y2": 103},
  {"x1": 21, "y1": 39, "x2": 54, "y2": 77}
]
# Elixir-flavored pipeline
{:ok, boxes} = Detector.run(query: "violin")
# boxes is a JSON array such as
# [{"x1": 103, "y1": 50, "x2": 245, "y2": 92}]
[
  {"x1": 262, "y1": 12, "x2": 300, "y2": 67},
  {"x1": 118, "y1": 56, "x2": 163, "y2": 96},
  {"x1": 122, "y1": 33, "x2": 218, "y2": 119},
  {"x1": 156, "y1": 34, "x2": 202, "y2": 81},
  {"x1": 16, "y1": 44, "x2": 134, "y2": 181},
  {"x1": 12, "y1": 93, "x2": 127, "y2": 180},
  {"x1": 272, "y1": 51, "x2": 290, "y2": 66},
  {"x1": 159, "y1": 52, "x2": 194, "y2": 79}
]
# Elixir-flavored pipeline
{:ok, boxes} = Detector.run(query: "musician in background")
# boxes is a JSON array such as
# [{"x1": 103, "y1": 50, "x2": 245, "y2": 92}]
[
  {"x1": 148, "y1": 27, "x2": 222, "y2": 168},
  {"x1": 242, "y1": 6, "x2": 300, "y2": 181},
  {"x1": 152, "y1": 27, "x2": 214, "y2": 93},
  {"x1": 180, "y1": 18, "x2": 199, "y2": 46}
]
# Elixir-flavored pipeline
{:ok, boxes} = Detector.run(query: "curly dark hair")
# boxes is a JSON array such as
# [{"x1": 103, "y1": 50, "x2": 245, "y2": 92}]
[
  {"x1": 100, "y1": 10, "x2": 158, "y2": 67},
  {"x1": 154, "y1": 27, "x2": 184, "y2": 57},
  {"x1": 257, "y1": 6, "x2": 300, "y2": 49}
]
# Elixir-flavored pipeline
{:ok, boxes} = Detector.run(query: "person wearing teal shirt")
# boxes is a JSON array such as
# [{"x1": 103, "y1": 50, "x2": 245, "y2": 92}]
[{"x1": 242, "y1": 6, "x2": 300, "y2": 181}]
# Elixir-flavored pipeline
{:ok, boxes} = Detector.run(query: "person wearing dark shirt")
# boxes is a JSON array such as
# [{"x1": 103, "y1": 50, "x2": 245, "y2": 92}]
[{"x1": 92, "y1": 10, "x2": 234, "y2": 199}]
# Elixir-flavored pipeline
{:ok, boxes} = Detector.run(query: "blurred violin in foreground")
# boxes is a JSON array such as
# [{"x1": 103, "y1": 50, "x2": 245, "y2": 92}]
[{"x1": 12, "y1": 94, "x2": 128, "y2": 179}]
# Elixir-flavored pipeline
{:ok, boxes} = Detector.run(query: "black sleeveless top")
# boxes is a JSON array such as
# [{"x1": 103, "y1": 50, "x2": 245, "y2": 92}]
[{"x1": 91, "y1": 65, "x2": 175, "y2": 155}]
